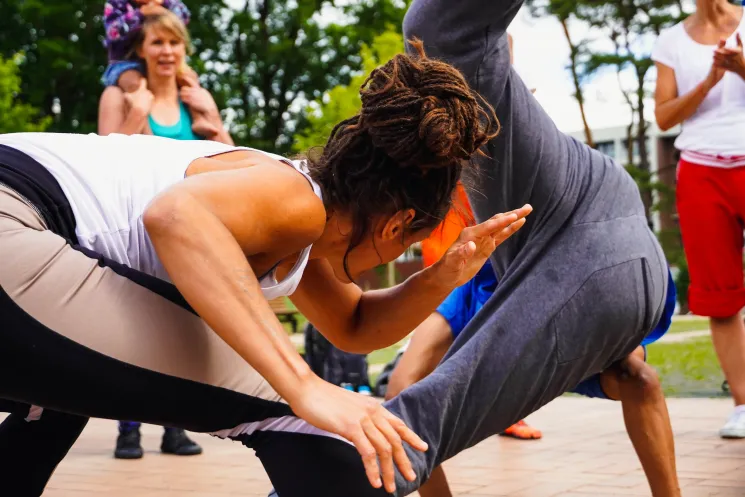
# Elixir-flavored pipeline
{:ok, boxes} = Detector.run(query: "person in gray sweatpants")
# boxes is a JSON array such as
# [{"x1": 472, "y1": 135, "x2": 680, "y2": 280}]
[{"x1": 381, "y1": 0, "x2": 670, "y2": 494}]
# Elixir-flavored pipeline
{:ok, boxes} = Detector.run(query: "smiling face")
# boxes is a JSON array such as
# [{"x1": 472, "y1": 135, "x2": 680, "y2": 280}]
[
  {"x1": 137, "y1": 25, "x2": 185, "y2": 78},
  {"x1": 134, "y1": 12, "x2": 192, "y2": 80}
]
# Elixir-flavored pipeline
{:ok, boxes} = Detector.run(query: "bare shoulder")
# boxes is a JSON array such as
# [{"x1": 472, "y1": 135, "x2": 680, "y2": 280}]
[
  {"x1": 99, "y1": 86, "x2": 125, "y2": 107},
  {"x1": 264, "y1": 163, "x2": 326, "y2": 247},
  {"x1": 186, "y1": 159, "x2": 326, "y2": 251}
]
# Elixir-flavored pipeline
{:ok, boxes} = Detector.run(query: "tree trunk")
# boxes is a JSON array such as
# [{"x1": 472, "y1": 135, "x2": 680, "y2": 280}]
[
  {"x1": 636, "y1": 68, "x2": 653, "y2": 228},
  {"x1": 560, "y1": 17, "x2": 594, "y2": 148}
]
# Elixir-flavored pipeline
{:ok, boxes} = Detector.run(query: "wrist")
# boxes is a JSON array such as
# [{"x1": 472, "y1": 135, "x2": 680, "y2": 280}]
[
  {"x1": 699, "y1": 80, "x2": 713, "y2": 95},
  {"x1": 420, "y1": 262, "x2": 457, "y2": 296},
  {"x1": 282, "y1": 361, "x2": 317, "y2": 406}
]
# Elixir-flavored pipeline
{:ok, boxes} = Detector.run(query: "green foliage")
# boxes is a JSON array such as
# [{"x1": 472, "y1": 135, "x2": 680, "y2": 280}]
[
  {"x1": 293, "y1": 30, "x2": 404, "y2": 153},
  {"x1": 647, "y1": 338, "x2": 725, "y2": 398},
  {"x1": 189, "y1": 0, "x2": 407, "y2": 153},
  {"x1": 0, "y1": 0, "x2": 407, "y2": 149},
  {"x1": 0, "y1": 0, "x2": 108, "y2": 133},
  {"x1": 674, "y1": 254, "x2": 690, "y2": 314},
  {"x1": 0, "y1": 54, "x2": 51, "y2": 133}
]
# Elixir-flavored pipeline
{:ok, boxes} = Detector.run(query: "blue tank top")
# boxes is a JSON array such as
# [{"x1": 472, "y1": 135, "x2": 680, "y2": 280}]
[{"x1": 148, "y1": 101, "x2": 201, "y2": 141}]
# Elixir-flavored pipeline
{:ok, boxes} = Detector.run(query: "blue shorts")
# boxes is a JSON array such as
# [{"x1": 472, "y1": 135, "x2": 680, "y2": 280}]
[
  {"x1": 101, "y1": 60, "x2": 145, "y2": 87},
  {"x1": 436, "y1": 262, "x2": 677, "y2": 400}
]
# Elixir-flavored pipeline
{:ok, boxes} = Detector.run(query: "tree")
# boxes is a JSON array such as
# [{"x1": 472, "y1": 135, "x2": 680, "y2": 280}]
[
  {"x1": 293, "y1": 30, "x2": 404, "y2": 152},
  {"x1": 190, "y1": 0, "x2": 408, "y2": 153},
  {"x1": 577, "y1": 0, "x2": 684, "y2": 223},
  {"x1": 0, "y1": 0, "x2": 407, "y2": 148},
  {"x1": 0, "y1": 53, "x2": 51, "y2": 133},
  {"x1": 0, "y1": 0, "x2": 108, "y2": 134},
  {"x1": 527, "y1": 0, "x2": 595, "y2": 147}
]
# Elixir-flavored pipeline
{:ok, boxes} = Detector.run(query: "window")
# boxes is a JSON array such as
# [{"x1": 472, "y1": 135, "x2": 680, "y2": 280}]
[{"x1": 595, "y1": 141, "x2": 615, "y2": 159}]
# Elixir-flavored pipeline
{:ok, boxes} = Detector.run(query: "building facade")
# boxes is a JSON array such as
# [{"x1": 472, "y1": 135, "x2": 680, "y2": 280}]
[{"x1": 567, "y1": 123, "x2": 681, "y2": 235}]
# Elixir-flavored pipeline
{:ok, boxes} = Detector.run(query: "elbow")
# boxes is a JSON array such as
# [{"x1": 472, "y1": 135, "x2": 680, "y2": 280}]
[
  {"x1": 143, "y1": 191, "x2": 190, "y2": 239},
  {"x1": 655, "y1": 112, "x2": 672, "y2": 132},
  {"x1": 328, "y1": 333, "x2": 374, "y2": 356}
]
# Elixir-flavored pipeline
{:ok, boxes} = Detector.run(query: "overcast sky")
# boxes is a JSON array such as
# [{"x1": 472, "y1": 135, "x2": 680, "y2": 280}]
[{"x1": 509, "y1": 6, "x2": 653, "y2": 133}]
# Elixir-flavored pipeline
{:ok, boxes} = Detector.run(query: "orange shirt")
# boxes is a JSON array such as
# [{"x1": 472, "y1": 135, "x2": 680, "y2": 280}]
[{"x1": 421, "y1": 183, "x2": 474, "y2": 268}]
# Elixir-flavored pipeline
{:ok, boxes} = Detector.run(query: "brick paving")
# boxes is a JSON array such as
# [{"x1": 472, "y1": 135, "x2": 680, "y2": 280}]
[{"x1": 26, "y1": 396, "x2": 745, "y2": 496}]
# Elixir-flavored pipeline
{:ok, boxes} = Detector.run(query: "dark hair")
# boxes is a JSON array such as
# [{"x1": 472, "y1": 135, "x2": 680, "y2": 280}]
[{"x1": 306, "y1": 39, "x2": 499, "y2": 279}]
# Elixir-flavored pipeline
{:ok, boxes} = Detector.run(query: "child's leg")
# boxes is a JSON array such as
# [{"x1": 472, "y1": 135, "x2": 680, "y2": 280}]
[
  {"x1": 101, "y1": 61, "x2": 145, "y2": 91},
  {"x1": 118, "y1": 70, "x2": 145, "y2": 93},
  {"x1": 177, "y1": 65, "x2": 219, "y2": 139}
]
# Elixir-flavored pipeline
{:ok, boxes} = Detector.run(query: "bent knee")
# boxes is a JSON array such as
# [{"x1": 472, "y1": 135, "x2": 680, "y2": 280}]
[{"x1": 621, "y1": 362, "x2": 662, "y2": 400}]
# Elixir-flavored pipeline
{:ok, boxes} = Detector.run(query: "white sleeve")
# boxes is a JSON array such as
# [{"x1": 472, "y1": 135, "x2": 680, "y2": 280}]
[{"x1": 651, "y1": 27, "x2": 677, "y2": 69}]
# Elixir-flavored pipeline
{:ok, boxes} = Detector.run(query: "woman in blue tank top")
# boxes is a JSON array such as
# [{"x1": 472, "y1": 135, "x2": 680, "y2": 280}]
[
  {"x1": 98, "y1": 11, "x2": 232, "y2": 146},
  {"x1": 97, "y1": 10, "x2": 230, "y2": 459}
]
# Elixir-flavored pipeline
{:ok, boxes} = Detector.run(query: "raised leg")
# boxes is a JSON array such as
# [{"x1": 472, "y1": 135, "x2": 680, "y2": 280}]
[{"x1": 384, "y1": 219, "x2": 667, "y2": 494}]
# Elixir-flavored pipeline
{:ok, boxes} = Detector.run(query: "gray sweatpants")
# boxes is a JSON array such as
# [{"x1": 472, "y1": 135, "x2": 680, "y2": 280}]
[{"x1": 383, "y1": 0, "x2": 669, "y2": 494}]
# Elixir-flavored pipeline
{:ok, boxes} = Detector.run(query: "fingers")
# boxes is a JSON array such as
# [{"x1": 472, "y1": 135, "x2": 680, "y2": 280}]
[
  {"x1": 180, "y1": 87, "x2": 195, "y2": 104},
  {"x1": 138, "y1": 78, "x2": 148, "y2": 91},
  {"x1": 372, "y1": 412, "x2": 417, "y2": 485},
  {"x1": 469, "y1": 204, "x2": 532, "y2": 238},
  {"x1": 350, "y1": 428, "x2": 383, "y2": 490},
  {"x1": 491, "y1": 217, "x2": 527, "y2": 244},
  {"x1": 386, "y1": 412, "x2": 428, "y2": 452},
  {"x1": 362, "y1": 418, "x2": 396, "y2": 493}
]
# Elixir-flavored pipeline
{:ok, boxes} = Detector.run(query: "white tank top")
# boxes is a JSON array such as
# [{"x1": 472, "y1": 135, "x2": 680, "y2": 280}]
[{"x1": 0, "y1": 132, "x2": 322, "y2": 299}]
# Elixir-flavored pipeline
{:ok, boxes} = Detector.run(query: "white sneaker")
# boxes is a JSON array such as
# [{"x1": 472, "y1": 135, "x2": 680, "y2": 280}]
[{"x1": 720, "y1": 409, "x2": 745, "y2": 439}]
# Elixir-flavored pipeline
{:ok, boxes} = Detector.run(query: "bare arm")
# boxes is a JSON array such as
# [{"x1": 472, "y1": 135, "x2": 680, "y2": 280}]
[
  {"x1": 654, "y1": 60, "x2": 721, "y2": 131},
  {"x1": 290, "y1": 259, "x2": 452, "y2": 354},
  {"x1": 210, "y1": 126, "x2": 234, "y2": 146},
  {"x1": 97, "y1": 85, "x2": 150, "y2": 136},
  {"x1": 384, "y1": 313, "x2": 454, "y2": 400},
  {"x1": 143, "y1": 159, "x2": 429, "y2": 492},
  {"x1": 178, "y1": 74, "x2": 234, "y2": 145},
  {"x1": 291, "y1": 207, "x2": 530, "y2": 354},
  {"x1": 144, "y1": 163, "x2": 324, "y2": 403}
]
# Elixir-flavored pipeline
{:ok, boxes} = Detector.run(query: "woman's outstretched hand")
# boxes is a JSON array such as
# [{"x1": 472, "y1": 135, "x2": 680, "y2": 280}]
[
  {"x1": 433, "y1": 204, "x2": 532, "y2": 288},
  {"x1": 289, "y1": 375, "x2": 427, "y2": 494}
]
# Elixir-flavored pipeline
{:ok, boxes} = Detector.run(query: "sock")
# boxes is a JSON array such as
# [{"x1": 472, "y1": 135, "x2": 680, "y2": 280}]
[
  {"x1": 734, "y1": 405, "x2": 745, "y2": 416},
  {"x1": 119, "y1": 420, "x2": 140, "y2": 433}
]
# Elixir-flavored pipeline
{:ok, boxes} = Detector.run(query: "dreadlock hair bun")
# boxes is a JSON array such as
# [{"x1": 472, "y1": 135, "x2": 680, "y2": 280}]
[
  {"x1": 304, "y1": 38, "x2": 499, "y2": 281},
  {"x1": 359, "y1": 38, "x2": 499, "y2": 170}
]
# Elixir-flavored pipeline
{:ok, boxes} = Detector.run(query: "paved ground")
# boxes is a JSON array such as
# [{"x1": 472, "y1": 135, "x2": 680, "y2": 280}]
[{"x1": 33, "y1": 396, "x2": 745, "y2": 497}]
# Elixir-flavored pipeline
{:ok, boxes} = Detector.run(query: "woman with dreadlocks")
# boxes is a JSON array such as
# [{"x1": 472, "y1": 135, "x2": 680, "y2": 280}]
[{"x1": 0, "y1": 40, "x2": 531, "y2": 496}]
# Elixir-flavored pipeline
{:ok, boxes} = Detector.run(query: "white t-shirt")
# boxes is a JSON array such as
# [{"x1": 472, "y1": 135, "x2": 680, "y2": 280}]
[
  {"x1": 0, "y1": 132, "x2": 322, "y2": 299},
  {"x1": 652, "y1": 13, "x2": 745, "y2": 164}
]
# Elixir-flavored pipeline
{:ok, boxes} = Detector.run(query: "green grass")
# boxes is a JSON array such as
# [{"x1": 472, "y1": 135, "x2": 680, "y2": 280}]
[
  {"x1": 647, "y1": 337, "x2": 727, "y2": 398},
  {"x1": 667, "y1": 317, "x2": 709, "y2": 334},
  {"x1": 367, "y1": 343, "x2": 404, "y2": 368},
  {"x1": 284, "y1": 304, "x2": 722, "y2": 398}
]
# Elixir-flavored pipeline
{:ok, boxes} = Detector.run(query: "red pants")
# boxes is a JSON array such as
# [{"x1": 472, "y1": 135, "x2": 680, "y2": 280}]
[{"x1": 677, "y1": 159, "x2": 745, "y2": 317}]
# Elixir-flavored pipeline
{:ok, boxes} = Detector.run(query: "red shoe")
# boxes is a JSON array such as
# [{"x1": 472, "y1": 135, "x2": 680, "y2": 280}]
[{"x1": 499, "y1": 420, "x2": 542, "y2": 440}]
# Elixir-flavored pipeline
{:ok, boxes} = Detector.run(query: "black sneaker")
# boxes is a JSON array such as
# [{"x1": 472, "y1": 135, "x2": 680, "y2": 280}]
[
  {"x1": 114, "y1": 427, "x2": 144, "y2": 459},
  {"x1": 161, "y1": 428, "x2": 203, "y2": 456}
]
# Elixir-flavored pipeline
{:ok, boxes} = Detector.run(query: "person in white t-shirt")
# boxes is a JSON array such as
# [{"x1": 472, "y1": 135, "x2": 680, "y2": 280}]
[{"x1": 653, "y1": 0, "x2": 745, "y2": 439}]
